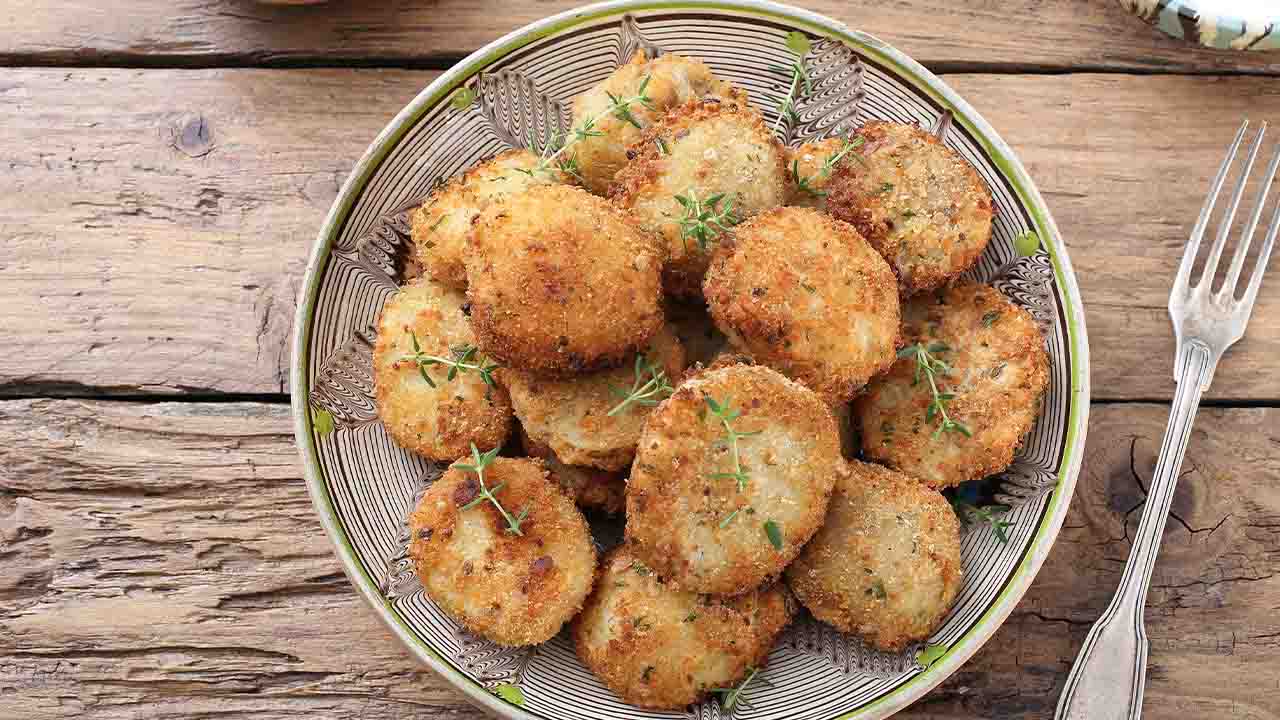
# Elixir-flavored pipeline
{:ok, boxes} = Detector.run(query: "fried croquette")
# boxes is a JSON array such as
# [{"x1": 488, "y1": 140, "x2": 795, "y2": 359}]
[
  {"x1": 503, "y1": 324, "x2": 687, "y2": 471},
  {"x1": 521, "y1": 429, "x2": 627, "y2": 515},
  {"x1": 571, "y1": 50, "x2": 744, "y2": 195},
  {"x1": 410, "y1": 149, "x2": 568, "y2": 290},
  {"x1": 626, "y1": 364, "x2": 842, "y2": 595},
  {"x1": 611, "y1": 99, "x2": 790, "y2": 297},
  {"x1": 573, "y1": 546, "x2": 795, "y2": 709},
  {"x1": 408, "y1": 455, "x2": 596, "y2": 646},
  {"x1": 787, "y1": 137, "x2": 852, "y2": 210},
  {"x1": 373, "y1": 277, "x2": 512, "y2": 461},
  {"x1": 464, "y1": 184, "x2": 665, "y2": 375},
  {"x1": 704, "y1": 207, "x2": 901, "y2": 403},
  {"x1": 826, "y1": 120, "x2": 993, "y2": 296},
  {"x1": 855, "y1": 283, "x2": 1049, "y2": 489},
  {"x1": 786, "y1": 460, "x2": 962, "y2": 651}
]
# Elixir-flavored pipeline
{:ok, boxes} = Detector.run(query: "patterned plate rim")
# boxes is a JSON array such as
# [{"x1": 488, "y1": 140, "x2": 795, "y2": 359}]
[{"x1": 289, "y1": 2, "x2": 1093, "y2": 718}]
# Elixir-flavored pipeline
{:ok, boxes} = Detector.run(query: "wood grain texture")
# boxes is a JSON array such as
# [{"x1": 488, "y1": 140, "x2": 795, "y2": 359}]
[
  {"x1": 5, "y1": 0, "x2": 1280, "y2": 76},
  {"x1": 1, "y1": 399, "x2": 1276, "y2": 719},
  {"x1": 3, "y1": 68, "x2": 1279, "y2": 400}
]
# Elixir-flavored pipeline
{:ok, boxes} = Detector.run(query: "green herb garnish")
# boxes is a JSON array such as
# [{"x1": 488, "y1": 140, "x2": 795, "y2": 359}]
[
  {"x1": 713, "y1": 666, "x2": 762, "y2": 713},
  {"x1": 675, "y1": 189, "x2": 738, "y2": 252},
  {"x1": 608, "y1": 353, "x2": 675, "y2": 416},
  {"x1": 405, "y1": 332, "x2": 499, "y2": 389},
  {"x1": 952, "y1": 499, "x2": 1013, "y2": 544},
  {"x1": 792, "y1": 135, "x2": 865, "y2": 198},
  {"x1": 519, "y1": 74, "x2": 655, "y2": 180},
  {"x1": 768, "y1": 31, "x2": 812, "y2": 133},
  {"x1": 897, "y1": 342, "x2": 972, "y2": 439},
  {"x1": 457, "y1": 444, "x2": 529, "y2": 536},
  {"x1": 704, "y1": 395, "x2": 762, "y2": 491},
  {"x1": 763, "y1": 519, "x2": 784, "y2": 550}
]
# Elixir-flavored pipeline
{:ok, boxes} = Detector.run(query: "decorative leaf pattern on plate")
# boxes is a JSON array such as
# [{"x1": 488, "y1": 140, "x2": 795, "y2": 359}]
[
  {"x1": 477, "y1": 69, "x2": 573, "y2": 153},
  {"x1": 618, "y1": 13, "x2": 666, "y2": 65},
  {"x1": 454, "y1": 627, "x2": 538, "y2": 686},
  {"x1": 783, "y1": 612, "x2": 920, "y2": 678},
  {"x1": 380, "y1": 463, "x2": 448, "y2": 599},
  {"x1": 991, "y1": 248, "x2": 1057, "y2": 332},
  {"x1": 777, "y1": 36, "x2": 866, "y2": 146},
  {"x1": 351, "y1": 199, "x2": 421, "y2": 289},
  {"x1": 309, "y1": 325, "x2": 379, "y2": 430}
]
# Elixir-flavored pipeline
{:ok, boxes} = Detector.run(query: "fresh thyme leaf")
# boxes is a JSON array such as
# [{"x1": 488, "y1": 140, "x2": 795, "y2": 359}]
[
  {"x1": 785, "y1": 31, "x2": 812, "y2": 56},
  {"x1": 981, "y1": 310, "x2": 1001, "y2": 327},
  {"x1": 1014, "y1": 229, "x2": 1041, "y2": 257},
  {"x1": 719, "y1": 509, "x2": 741, "y2": 528},
  {"x1": 404, "y1": 333, "x2": 499, "y2": 389},
  {"x1": 792, "y1": 136, "x2": 865, "y2": 197},
  {"x1": 899, "y1": 342, "x2": 971, "y2": 439},
  {"x1": 631, "y1": 561, "x2": 651, "y2": 576},
  {"x1": 520, "y1": 75, "x2": 654, "y2": 179},
  {"x1": 764, "y1": 519, "x2": 783, "y2": 550},
  {"x1": 704, "y1": 395, "x2": 759, "y2": 492},
  {"x1": 492, "y1": 683, "x2": 525, "y2": 707},
  {"x1": 457, "y1": 443, "x2": 526, "y2": 535},
  {"x1": 879, "y1": 182, "x2": 895, "y2": 195},
  {"x1": 916, "y1": 643, "x2": 948, "y2": 669},
  {"x1": 655, "y1": 136, "x2": 669, "y2": 155},
  {"x1": 427, "y1": 213, "x2": 448, "y2": 232},
  {"x1": 607, "y1": 353, "x2": 675, "y2": 416},
  {"x1": 450, "y1": 87, "x2": 477, "y2": 110},
  {"x1": 712, "y1": 666, "x2": 761, "y2": 713},
  {"x1": 867, "y1": 579, "x2": 887, "y2": 599},
  {"x1": 951, "y1": 498, "x2": 1013, "y2": 544},
  {"x1": 684, "y1": 612, "x2": 699, "y2": 623},
  {"x1": 311, "y1": 406, "x2": 335, "y2": 436},
  {"x1": 641, "y1": 666, "x2": 655, "y2": 683},
  {"x1": 675, "y1": 189, "x2": 738, "y2": 252},
  {"x1": 800, "y1": 280, "x2": 817, "y2": 293},
  {"x1": 771, "y1": 33, "x2": 813, "y2": 134}
]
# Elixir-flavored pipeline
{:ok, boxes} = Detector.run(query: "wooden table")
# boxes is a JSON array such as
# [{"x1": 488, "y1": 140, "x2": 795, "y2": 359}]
[{"x1": 4, "y1": 2, "x2": 1280, "y2": 718}]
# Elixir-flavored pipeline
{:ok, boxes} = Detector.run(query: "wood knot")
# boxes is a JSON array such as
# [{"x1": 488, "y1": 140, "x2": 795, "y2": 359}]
[{"x1": 173, "y1": 114, "x2": 215, "y2": 158}]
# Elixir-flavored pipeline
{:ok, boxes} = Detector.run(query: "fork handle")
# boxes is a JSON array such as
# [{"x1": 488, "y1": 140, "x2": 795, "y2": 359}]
[{"x1": 1055, "y1": 340, "x2": 1216, "y2": 720}]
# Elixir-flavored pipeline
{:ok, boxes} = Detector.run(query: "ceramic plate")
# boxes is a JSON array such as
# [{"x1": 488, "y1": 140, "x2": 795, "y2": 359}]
[{"x1": 291, "y1": 2, "x2": 1091, "y2": 718}]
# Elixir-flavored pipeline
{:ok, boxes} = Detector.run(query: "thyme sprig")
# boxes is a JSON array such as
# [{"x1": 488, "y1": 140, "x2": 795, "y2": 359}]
[
  {"x1": 768, "y1": 31, "x2": 813, "y2": 133},
  {"x1": 675, "y1": 190, "x2": 738, "y2": 252},
  {"x1": 608, "y1": 353, "x2": 675, "y2": 417},
  {"x1": 951, "y1": 498, "x2": 1013, "y2": 544},
  {"x1": 898, "y1": 342, "x2": 972, "y2": 439},
  {"x1": 792, "y1": 135, "x2": 865, "y2": 198},
  {"x1": 712, "y1": 666, "x2": 765, "y2": 713},
  {"x1": 457, "y1": 443, "x2": 529, "y2": 536},
  {"x1": 518, "y1": 74, "x2": 655, "y2": 180},
  {"x1": 704, "y1": 395, "x2": 762, "y2": 492},
  {"x1": 406, "y1": 332, "x2": 499, "y2": 389}
]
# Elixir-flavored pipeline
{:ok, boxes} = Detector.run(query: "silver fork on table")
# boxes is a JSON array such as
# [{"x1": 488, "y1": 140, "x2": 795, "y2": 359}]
[{"x1": 1055, "y1": 119, "x2": 1280, "y2": 720}]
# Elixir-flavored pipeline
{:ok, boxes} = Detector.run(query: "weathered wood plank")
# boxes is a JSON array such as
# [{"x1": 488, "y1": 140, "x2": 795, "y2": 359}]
[
  {"x1": 1, "y1": 400, "x2": 1277, "y2": 718},
  {"x1": 3, "y1": 69, "x2": 1280, "y2": 400},
  {"x1": 5, "y1": 0, "x2": 1280, "y2": 75}
]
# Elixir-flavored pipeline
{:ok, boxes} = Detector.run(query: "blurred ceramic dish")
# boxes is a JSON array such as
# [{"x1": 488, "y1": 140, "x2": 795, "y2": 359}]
[
  {"x1": 1120, "y1": 0, "x2": 1280, "y2": 50},
  {"x1": 291, "y1": 1, "x2": 1090, "y2": 718}
]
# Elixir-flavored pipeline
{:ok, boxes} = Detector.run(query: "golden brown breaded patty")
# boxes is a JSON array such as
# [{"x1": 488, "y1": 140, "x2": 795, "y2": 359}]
[
  {"x1": 409, "y1": 149, "x2": 567, "y2": 290},
  {"x1": 573, "y1": 545, "x2": 795, "y2": 709},
  {"x1": 408, "y1": 455, "x2": 596, "y2": 646},
  {"x1": 373, "y1": 277, "x2": 512, "y2": 461},
  {"x1": 826, "y1": 121, "x2": 993, "y2": 295},
  {"x1": 787, "y1": 136, "x2": 853, "y2": 211},
  {"x1": 611, "y1": 99, "x2": 790, "y2": 297},
  {"x1": 704, "y1": 207, "x2": 901, "y2": 403},
  {"x1": 626, "y1": 364, "x2": 842, "y2": 595},
  {"x1": 503, "y1": 325, "x2": 686, "y2": 471},
  {"x1": 855, "y1": 283, "x2": 1049, "y2": 489},
  {"x1": 521, "y1": 429, "x2": 627, "y2": 515},
  {"x1": 464, "y1": 184, "x2": 665, "y2": 375},
  {"x1": 571, "y1": 50, "x2": 743, "y2": 195},
  {"x1": 786, "y1": 460, "x2": 962, "y2": 652}
]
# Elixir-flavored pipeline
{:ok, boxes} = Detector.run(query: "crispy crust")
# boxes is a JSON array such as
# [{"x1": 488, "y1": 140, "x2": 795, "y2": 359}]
[
  {"x1": 854, "y1": 283, "x2": 1049, "y2": 489},
  {"x1": 704, "y1": 207, "x2": 901, "y2": 403},
  {"x1": 625, "y1": 364, "x2": 842, "y2": 596},
  {"x1": 826, "y1": 120, "x2": 994, "y2": 296},
  {"x1": 464, "y1": 184, "x2": 665, "y2": 376},
  {"x1": 408, "y1": 456, "x2": 597, "y2": 646},
  {"x1": 373, "y1": 277, "x2": 512, "y2": 461},
  {"x1": 785, "y1": 460, "x2": 962, "y2": 651},
  {"x1": 410, "y1": 149, "x2": 567, "y2": 290},
  {"x1": 503, "y1": 324, "x2": 687, "y2": 471},
  {"x1": 572, "y1": 545, "x2": 795, "y2": 709},
  {"x1": 571, "y1": 50, "x2": 745, "y2": 195},
  {"x1": 520, "y1": 430, "x2": 627, "y2": 515},
  {"x1": 611, "y1": 99, "x2": 790, "y2": 298}
]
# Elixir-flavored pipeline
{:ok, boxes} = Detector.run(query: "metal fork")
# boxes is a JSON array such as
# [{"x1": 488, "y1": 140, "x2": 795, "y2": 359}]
[{"x1": 1055, "y1": 119, "x2": 1280, "y2": 720}]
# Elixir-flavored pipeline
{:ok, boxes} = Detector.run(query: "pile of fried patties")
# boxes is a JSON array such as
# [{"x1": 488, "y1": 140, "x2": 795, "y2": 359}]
[{"x1": 371, "y1": 50, "x2": 1049, "y2": 710}]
